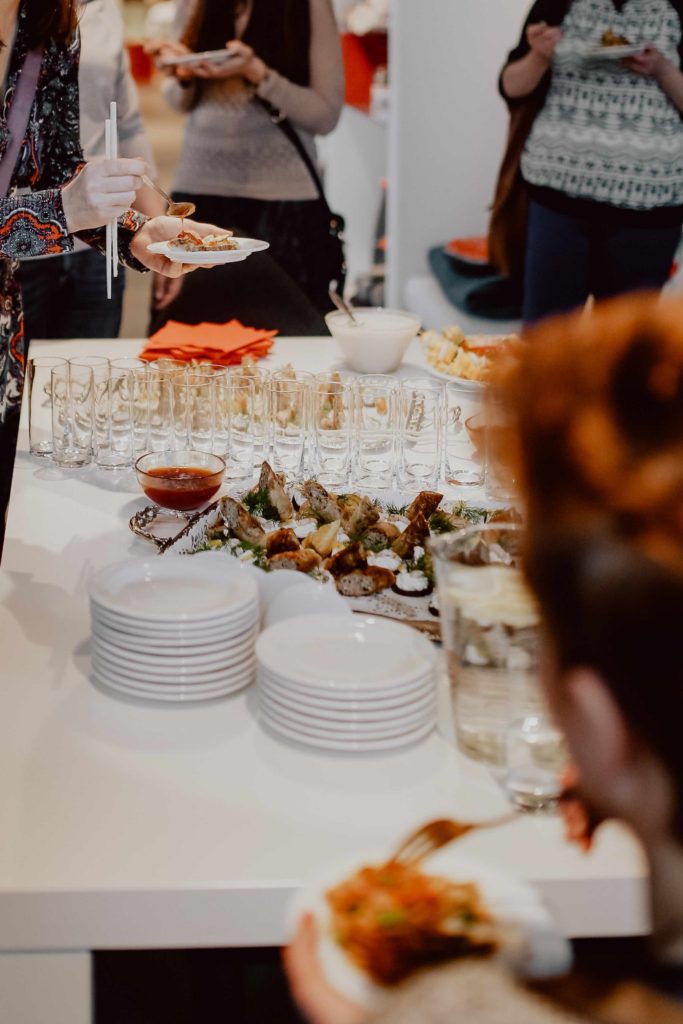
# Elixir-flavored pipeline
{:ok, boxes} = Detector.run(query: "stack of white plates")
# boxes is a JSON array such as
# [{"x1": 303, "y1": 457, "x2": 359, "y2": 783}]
[
  {"x1": 89, "y1": 559, "x2": 260, "y2": 702},
  {"x1": 256, "y1": 614, "x2": 436, "y2": 751}
]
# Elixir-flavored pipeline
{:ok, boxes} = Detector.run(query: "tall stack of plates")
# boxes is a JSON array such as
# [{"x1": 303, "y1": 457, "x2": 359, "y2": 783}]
[
  {"x1": 89, "y1": 559, "x2": 259, "y2": 702},
  {"x1": 257, "y1": 615, "x2": 436, "y2": 751}
]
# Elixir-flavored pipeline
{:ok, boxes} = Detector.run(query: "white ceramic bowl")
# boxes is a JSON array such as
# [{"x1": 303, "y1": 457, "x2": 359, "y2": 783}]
[{"x1": 325, "y1": 307, "x2": 421, "y2": 373}]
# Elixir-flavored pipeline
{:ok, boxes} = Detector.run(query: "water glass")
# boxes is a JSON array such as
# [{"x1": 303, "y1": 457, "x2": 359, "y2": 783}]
[
  {"x1": 352, "y1": 374, "x2": 397, "y2": 489},
  {"x1": 312, "y1": 374, "x2": 352, "y2": 487},
  {"x1": 484, "y1": 392, "x2": 518, "y2": 502},
  {"x1": 215, "y1": 376, "x2": 255, "y2": 479},
  {"x1": 95, "y1": 368, "x2": 135, "y2": 470},
  {"x1": 147, "y1": 362, "x2": 183, "y2": 452},
  {"x1": 444, "y1": 382, "x2": 484, "y2": 487},
  {"x1": 69, "y1": 356, "x2": 109, "y2": 456},
  {"x1": 397, "y1": 377, "x2": 444, "y2": 489},
  {"x1": 431, "y1": 524, "x2": 542, "y2": 770},
  {"x1": 51, "y1": 363, "x2": 93, "y2": 467},
  {"x1": 269, "y1": 377, "x2": 308, "y2": 475},
  {"x1": 173, "y1": 377, "x2": 214, "y2": 452},
  {"x1": 27, "y1": 355, "x2": 66, "y2": 457},
  {"x1": 229, "y1": 365, "x2": 270, "y2": 465},
  {"x1": 504, "y1": 713, "x2": 568, "y2": 812}
]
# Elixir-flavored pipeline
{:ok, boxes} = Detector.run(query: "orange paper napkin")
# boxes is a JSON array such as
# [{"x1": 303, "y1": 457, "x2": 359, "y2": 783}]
[{"x1": 140, "y1": 319, "x2": 277, "y2": 366}]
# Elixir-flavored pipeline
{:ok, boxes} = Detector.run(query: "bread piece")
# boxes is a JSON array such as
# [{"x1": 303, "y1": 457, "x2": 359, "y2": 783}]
[
  {"x1": 336, "y1": 567, "x2": 396, "y2": 597},
  {"x1": 361, "y1": 521, "x2": 401, "y2": 552},
  {"x1": 302, "y1": 480, "x2": 342, "y2": 523},
  {"x1": 406, "y1": 491, "x2": 443, "y2": 522},
  {"x1": 392, "y1": 513, "x2": 429, "y2": 559},
  {"x1": 258, "y1": 461, "x2": 294, "y2": 520},
  {"x1": 303, "y1": 519, "x2": 340, "y2": 558},
  {"x1": 266, "y1": 528, "x2": 301, "y2": 557},
  {"x1": 268, "y1": 550, "x2": 321, "y2": 573},
  {"x1": 327, "y1": 541, "x2": 368, "y2": 577},
  {"x1": 340, "y1": 495, "x2": 380, "y2": 539}
]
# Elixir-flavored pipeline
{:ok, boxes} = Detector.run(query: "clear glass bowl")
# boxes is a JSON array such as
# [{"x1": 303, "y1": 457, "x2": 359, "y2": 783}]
[{"x1": 135, "y1": 450, "x2": 225, "y2": 512}]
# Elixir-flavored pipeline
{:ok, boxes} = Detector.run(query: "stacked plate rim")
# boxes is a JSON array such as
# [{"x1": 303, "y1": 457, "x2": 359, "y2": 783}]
[
  {"x1": 256, "y1": 614, "x2": 437, "y2": 751},
  {"x1": 89, "y1": 558, "x2": 260, "y2": 703}
]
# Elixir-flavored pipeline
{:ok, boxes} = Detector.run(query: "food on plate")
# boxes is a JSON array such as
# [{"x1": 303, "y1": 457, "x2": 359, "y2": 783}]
[
  {"x1": 220, "y1": 495, "x2": 267, "y2": 547},
  {"x1": 361, "y1": 521, "x2": 401, "y2": 552},
  {"x1": 601, "y1": 29, "x2": 631, "y2": 46},
  {"x1": 302, "y1": 519, "x2": 340, "y2": 558},
  {"x1": 266, "y1": 528, "x2": 300, "y2": 557},
  {"x1": 325, "y1": 861, "x2": 498, "y2": 986},
  {"x1": 392, "y1": 514, "x2": 429, "y2": 560},
  {"x1": 167, "y1": 229, "x2": 239, "y2": 252},
  {"x1": 406, "y1": 491, "x2": 443, "y2": 522},
  {"x1": 269, "y1": 549, "x2": 321, "y2": 573},
  {"x1": 327, "y1": 541, "x2": 368, "y2": 578},
  {"x1": 393, "y1": 569, "x2": 433, "y2": 598},
  {"x1": 422, "y1": 326, "x2": 519, "y2": 382}
]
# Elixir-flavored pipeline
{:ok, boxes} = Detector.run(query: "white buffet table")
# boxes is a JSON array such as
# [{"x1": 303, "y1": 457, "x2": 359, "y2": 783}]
[{"x1": 0, "y1": 337, "x2": 648, "y2": 1024}]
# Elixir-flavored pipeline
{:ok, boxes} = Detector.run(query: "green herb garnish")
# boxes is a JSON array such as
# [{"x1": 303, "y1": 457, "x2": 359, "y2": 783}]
[
  {"x1": 242, "y1": 486, "x2": 280, "y2": 521},
  {"x1": 451, "y1": 500, "x2": 488, "y2": 523},
  {"x1": 377, "y1": 910, "x2": 408, "y2": 928},
  {"x1": 385, "y1": 503, "x2": 409, "y2": 516}
]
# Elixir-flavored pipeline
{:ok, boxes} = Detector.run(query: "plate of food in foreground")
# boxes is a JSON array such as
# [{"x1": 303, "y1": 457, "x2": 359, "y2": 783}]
[
  {"x1": 420, "y1": 325, "x2": 520, "y2": 386},
  {"x1": 288, "y1": 848, "x2": 572, "y2": 1010},
  {"x1": 129, "y1": 460, "x2": 520, "y2": 631},
  {"x1": 586, "y1": 30, "x2": 643, "y2": 59},
  {"x1": 147, "y1": 230, "x2": 270, "y2": 265}
]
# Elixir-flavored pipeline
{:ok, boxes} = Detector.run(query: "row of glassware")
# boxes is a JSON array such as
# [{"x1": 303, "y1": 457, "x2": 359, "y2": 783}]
[{"x1": 28, "y1": 354, "x2": 507, "y2": 495}]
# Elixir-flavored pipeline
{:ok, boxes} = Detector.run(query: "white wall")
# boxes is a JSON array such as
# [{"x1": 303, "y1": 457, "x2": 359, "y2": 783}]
[{"x1": 386, "y1": 0, "x2": 530, "y2": 306}]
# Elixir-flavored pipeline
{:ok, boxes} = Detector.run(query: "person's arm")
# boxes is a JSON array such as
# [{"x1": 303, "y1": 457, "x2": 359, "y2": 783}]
[
  {"x1": 152, "y1": 0, "x2": 201, "y2": 113},
  {"x1": 499, "y1": 0, "x2": 567, "y2": 101},
  {"x1": 623, "y1": 45, "x2": 683, "y2": 113},
  {"x1": 249, "y1": 0, "x2": 344, "y2": 135}
]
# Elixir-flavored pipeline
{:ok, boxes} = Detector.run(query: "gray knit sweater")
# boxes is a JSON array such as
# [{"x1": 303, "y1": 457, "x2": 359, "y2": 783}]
[{"x1": 163, "y1": 0, "x2": 344, "y2": 201}]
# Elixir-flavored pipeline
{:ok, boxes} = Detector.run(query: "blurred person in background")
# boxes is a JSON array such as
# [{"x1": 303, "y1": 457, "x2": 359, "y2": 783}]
[
  {"x1": 0, "y1": 0, "x2": 227, "y2": 552},
  {"x1": 16, "y1": 0, "x2": 181, "y2": 340},
  {"x1": 148, "y1": 0, "x2": 344, "y2": 315},
  {"x1": 284, "y1": 292, "x2": 683, "y2": 1024},
  {"x1": 500, "y1": 0, "x2": 683, "y2": 325}
]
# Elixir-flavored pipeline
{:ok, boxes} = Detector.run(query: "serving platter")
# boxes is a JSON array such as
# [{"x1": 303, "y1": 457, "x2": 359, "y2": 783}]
[{"x1": 129, "y1": 475, "x2": 509, "y2": 635}]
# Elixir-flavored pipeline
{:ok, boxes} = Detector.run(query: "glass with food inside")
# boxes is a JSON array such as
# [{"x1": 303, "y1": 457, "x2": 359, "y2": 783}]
[
  {"x1": 313, "y1": 372, "x2": 352, "y2": 488},
  {"x1": 431, "y1": 525, "x2": 546, "y2": 772}
]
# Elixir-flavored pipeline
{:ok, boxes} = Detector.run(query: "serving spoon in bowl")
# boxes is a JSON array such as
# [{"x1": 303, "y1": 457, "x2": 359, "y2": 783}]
[
  {"x1": 142, "y1": 175, "x2": 196, "y2": 219},
  {"x1": 329, "y1": 283, "x2": 359, "y2": 326}
]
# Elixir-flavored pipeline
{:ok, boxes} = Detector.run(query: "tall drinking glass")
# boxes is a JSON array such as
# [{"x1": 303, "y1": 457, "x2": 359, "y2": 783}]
[
  {"x1": 431, "y1": 524, "x2": 543, "y2": 770},
  {"x1": 27, "y1": 355, "x2": 66, "y2": 456},
  {"x1": 312, "y1": 373, "x2": 352, "y2": 487},
  {"x1": 95, "y1": 368, "x2": 135, "y2": 469},
  {"x1": 51, "y1": 363, "x2": 93, "y2": 467},
  {"x1": 269, "y1": 377, "x2": 307, "y2": 475},
  {"x1": 352, "y1": 375, "x2": 397, "y2": 489},
  {"x1": 484, "y1": 391, "x2": 518, "y2": 503},
  {"x1": 230, "y1": 365, "x2": 270, "y2": 466},
  {"x1": 147, "y1": 362, "x2": 185, "y2": 452},
  {"x1": 397, "y1": 377, "x2": 444, "y2": 489},
  {"x1": 69, "y1": 356, "x2": 109, "y2": 456},
  {"x1": 214, "y1": 376, "x2": 255, "y2": 479},
  {"x1": 444, "y1": 382, "x2": 484, "y2": 487},
  {"x1": 173, "y1": 377, "x2": 214, "y2": 452}
]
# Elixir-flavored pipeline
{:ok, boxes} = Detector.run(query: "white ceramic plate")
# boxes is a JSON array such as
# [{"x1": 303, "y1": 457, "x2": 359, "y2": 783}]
[
  {"x1": 287, "y1": 850, "x2": 572, "y2": 1010},
  {"x1": 89, "y1": 558, "x2": 259, "y2": 623},
  {"x1": 257, "y1": 615, "x2": 435, "y2": 693},
  {"x1": 91, "y1": 612, "x2": 257, "y2": 646},
  {"x1": 146, "y1": 237, "x2": 270, "y2": 266},
  {"x1": 92, "y1": 670, "x2": 252, "y2": 702},
  {"x1": 91, "y1": 652, "x2": 255, "y2": 689},
  {"x1": 93, "y1": 629, "x2": 257, "y2": 669},
  {"x1": 93, "y1": 665, "x2": 254, "y2": 696},
  {"x1": 91, "y1": 621, "x2": 249, "y2": 655},
  {"x1": 258, "y1": 664, "x2": 434, "y2": 701},
  {"x1": 258, "y1": 690, "x2": 436, "y2": 736},
  {"x1": 260, "y1": 710, "x2": 434, "y2": 752},
  {"x1": 586, "y1": 44, "x2": 643, "y2": 58},
  {"x1": 92, "y1": 646, "x2": 256, "y2": 685},
  {"x1": 259, "y1": 673, "x2": 436, "y2": 717},
  {"x1": 91, "y1": 601, "x2": 258, "y2": 635}
]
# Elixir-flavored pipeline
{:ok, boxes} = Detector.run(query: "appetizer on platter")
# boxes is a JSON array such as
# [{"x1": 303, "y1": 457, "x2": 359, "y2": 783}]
[
  {"x1": 421, "y1": 326, "x2": 519, "y2": 382},
  {"x1": 601, "y1": 29, "x2": 631, "y2": 46},
  {"x1": 326, "y1": 861, "x2": 498, "y2": 986}
]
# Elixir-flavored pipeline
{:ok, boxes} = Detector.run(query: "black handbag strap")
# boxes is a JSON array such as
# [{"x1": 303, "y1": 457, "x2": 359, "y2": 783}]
[{"x1": 255, "y1": 95, "x2": 334, "y2": 219}]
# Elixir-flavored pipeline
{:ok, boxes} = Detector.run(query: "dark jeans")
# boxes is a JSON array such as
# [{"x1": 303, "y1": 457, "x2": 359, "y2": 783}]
[
  {"x1": 17, "y1": 248, "x2": 126, "y2": 340},
  {"x1": 523, "y1": 200, "x2": 682, "y2": 325},
  {"x1": 174, "y1": 192, "x2": 334, "y2": 316}
]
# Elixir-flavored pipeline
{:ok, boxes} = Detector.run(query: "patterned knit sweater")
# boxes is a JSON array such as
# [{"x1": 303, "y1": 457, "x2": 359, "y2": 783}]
[{"x1": 504, "y1": 0, "x2": 683, "y2": 222}]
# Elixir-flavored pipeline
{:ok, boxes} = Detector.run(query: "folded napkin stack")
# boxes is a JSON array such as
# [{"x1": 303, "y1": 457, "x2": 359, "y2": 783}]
[{"x1": 140, "y1": 319, "x2": 277, "y2": 365}]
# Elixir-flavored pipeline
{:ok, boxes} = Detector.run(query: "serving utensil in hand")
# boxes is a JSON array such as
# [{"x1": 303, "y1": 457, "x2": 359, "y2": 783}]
[
  {"x1": 141, "y1": 175, "x2": 196, "y2": 219},
  {"x1": 389, "y1": 814, "x2": 517, "y2": 866},
  {"x1": 329, "y1": 283, "x2": 359, "y2": 326}
]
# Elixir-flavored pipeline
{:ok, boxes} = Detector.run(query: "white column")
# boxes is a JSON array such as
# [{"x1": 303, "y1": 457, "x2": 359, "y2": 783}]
[{"x1": 0, "y1": 953, "x2": 92, "y2": 1024}]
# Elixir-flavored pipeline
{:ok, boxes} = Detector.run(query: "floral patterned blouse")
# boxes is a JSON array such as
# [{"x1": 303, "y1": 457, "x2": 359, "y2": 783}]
[{"x1": 0, "y1": 1, "x2": 146, "y2": 421}]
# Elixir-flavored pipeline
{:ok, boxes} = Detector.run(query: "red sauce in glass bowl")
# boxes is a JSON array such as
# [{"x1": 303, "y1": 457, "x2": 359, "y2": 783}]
[{"x1": 141, "y1": 465, "x2": 222, "y2": 511}]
